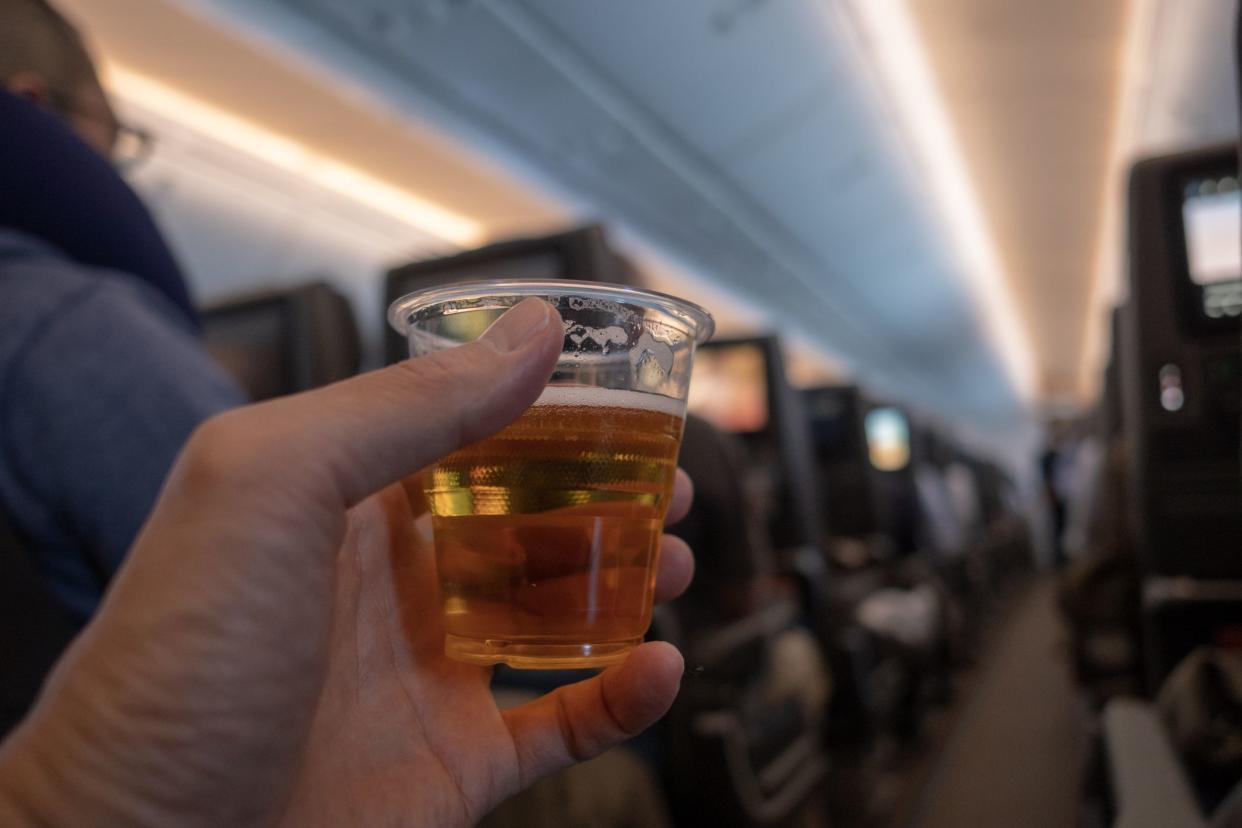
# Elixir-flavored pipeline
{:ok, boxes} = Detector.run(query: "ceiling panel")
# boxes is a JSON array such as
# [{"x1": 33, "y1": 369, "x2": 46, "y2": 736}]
[
  {"x1": 169, "y1": 0, "x2": 1041, "y2": 437},
  {"x1": 908, "y1": 0, "x2": 1129, "y2": 400},
  {"x1": 60, "y1": 0, "x2": 1237, "y2": 461}
]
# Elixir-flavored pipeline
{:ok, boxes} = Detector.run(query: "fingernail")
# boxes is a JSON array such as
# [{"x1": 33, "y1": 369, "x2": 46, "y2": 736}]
[{"x1": 480, "y1": 298, "x2": 554, "y2": 352}]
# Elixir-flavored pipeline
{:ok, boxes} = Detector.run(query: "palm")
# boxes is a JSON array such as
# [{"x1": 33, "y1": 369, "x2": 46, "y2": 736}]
[
  {"x1": 282, "y1": 485, "x2": 521, "y2": 827},
  {"x1": 281, "y1": 481, "x2": 691, "y2": 827}
]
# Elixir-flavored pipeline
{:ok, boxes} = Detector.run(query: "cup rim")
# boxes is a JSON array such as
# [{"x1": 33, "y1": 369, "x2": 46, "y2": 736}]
[{"x1": 387, "y1": 279, "x2": 715, "y2": 344}]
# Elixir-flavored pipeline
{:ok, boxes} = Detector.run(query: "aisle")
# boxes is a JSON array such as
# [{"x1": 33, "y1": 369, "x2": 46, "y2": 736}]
[{"x1": 909, "y1": 578, "x2": 1086, "y2": 828}]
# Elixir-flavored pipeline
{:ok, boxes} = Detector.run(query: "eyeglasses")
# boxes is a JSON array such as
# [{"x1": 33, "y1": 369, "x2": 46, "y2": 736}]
[
  {"x1": 111, "y1": 121, "x2": 154, "y2": 172},
  {"x1": 50, "y1": 88, "x2": 156, "y2": 172}
]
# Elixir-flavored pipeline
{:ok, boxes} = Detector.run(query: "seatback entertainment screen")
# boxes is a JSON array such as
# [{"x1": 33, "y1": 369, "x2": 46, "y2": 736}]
[
  {"x1": 1181, "y1": 175, "x2": 1242, "y2": 319},
  {"x1": 864, "y1": 407, "x2": 911, "y2": 472},
  {"x1": 687, "y1": 343, "x2": 769, "y2": 433}
]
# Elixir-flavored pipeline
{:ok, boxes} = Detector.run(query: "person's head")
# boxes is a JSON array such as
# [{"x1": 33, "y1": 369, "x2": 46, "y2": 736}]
[{"x1": 0, "y1": 0, "x2": 117, "y2": 158}]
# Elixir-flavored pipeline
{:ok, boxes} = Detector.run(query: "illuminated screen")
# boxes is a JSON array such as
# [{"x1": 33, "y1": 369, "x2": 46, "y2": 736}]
[
  {"x1": 1182, "y1": 176, "x2": 1242, "y2": 318},
  {"x1": 687, "y1": 344, "x2": 768, "y2": 433},
  {"x1": 864, "y1": 407, "x2": 910, "y2": 471}
]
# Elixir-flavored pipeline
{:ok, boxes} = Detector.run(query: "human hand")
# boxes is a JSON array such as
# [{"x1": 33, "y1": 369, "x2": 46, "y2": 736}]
[{"x1": 0, "y1": 299, "x2": 694, "y2": 828}]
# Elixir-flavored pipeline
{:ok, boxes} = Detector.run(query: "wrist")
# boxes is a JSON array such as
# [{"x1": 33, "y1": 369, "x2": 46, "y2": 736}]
[
  {"x1": 0, "y1": 722, "x2": 60, "y2": 828},
  {"x1": 0, "y1": 677, "x2": 185, "y2": 828}
]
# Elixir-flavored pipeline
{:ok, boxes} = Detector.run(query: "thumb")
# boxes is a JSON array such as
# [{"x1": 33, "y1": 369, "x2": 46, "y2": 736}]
[
  {"x1": 501, "y1": 642, "x2": 684, "y2": 790},
  {"x1": 209, "y1": 297, "x2": 564, "y2": 508}
]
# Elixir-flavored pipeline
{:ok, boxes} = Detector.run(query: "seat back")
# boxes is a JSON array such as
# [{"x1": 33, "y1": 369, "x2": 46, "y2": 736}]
[
  {"x1": 383, "y1": 224, "x2": 621, "y2": 365},
  {"x1": 691, "y1": 337, "x2": 823, "y2": 564},
  {"x1": 1123, "y1": 146, "x2": 1242, "y2": 688},
  {"x1": 664, "y1": 415, "x2": 830, "y2": 826},
  {"x1": 1123, "y1": 146, "x2": 1242, "y2": 578},
  {"x1": 673, "y1": 415, "x2": 775, "y2": 629},
  {"x1": 203, "y1": 281, "x2": 361, "y2": 400},
  {"x1": 802, "y1": 385, "x2": 881, "y2": 542}
]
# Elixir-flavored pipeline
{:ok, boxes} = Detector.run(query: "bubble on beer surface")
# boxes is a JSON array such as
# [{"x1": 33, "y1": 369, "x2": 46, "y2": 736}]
[{"x1": 533, "y1": 385, "x2": 686, "y2": 418}]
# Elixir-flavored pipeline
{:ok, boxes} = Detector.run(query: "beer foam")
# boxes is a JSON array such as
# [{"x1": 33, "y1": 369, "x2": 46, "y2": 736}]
[{"x1": 534, "y1": 385, "x2": 686, "y2": 418}]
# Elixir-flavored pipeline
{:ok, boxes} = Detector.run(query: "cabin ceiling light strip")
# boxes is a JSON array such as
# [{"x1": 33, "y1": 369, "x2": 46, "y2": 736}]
[
  {"x1": 102, "y1": 63, "x2": 485, "y2": 247},
  {"x1": 839, "y1": 0, "x2": 1037, "y2": 401}
]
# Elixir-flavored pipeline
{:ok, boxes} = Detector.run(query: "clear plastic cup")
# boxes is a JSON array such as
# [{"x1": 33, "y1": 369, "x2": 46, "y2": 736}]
[{"x1": 389, "y1": 280, "x2": 713, "y2": 668}]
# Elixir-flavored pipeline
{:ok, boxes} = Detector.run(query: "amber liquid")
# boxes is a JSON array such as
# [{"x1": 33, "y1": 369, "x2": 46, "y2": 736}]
[{"x1": 426, "y1": 387, "x2": 684, "y2": 668}]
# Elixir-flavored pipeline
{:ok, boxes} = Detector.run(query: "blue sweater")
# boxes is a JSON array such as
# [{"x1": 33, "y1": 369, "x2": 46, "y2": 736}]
[{"x1": 0, "y1": 229, "x2": 246, "y2": 623}]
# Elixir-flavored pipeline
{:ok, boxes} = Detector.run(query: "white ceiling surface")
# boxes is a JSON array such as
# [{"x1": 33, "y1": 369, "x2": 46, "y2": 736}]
[
  {"x1": 178, "y1": 0, "x2": 1025, "y2": 436},
  {"x1": 908, "y1": 0, "x2": 1128, "y2": 402},
  {"x1": 1078, "y1": 0, "x2": 1240, "y2": 392},
  {"x1": 1125, "y1": 0, "x2": 1238, "y2": 154}
]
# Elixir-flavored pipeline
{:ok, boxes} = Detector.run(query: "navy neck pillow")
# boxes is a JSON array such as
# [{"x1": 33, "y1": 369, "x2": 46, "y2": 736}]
[{"x1": 0, "y1": 90, "x2": 198, "y2": 328}]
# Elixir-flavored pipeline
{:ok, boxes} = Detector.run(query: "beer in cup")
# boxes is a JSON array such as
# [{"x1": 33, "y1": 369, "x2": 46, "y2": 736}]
[{"x1": 388, "y1": 280, "x2": 713, "y2": 668}]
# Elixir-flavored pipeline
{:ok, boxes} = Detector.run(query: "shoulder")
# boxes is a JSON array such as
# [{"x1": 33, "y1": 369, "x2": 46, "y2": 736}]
[
  {"x1": 0, "y1": 247, "x2": 107, "y2": 342},
  {"x1": 0, "y1": 237, "x2": 195, "y2": 353},
  {"x1": 0, "y1": 236, "x2": 199, "y2": 363},
  {"x1": 0, "y1": 241, "x2": 246, "y2": 423}
]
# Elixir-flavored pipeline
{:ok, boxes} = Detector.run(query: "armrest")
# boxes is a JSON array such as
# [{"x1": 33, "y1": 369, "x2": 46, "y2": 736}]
[
  {"x1": 1103, "y1": 698, "x2": 1206, "y2": 828},
  {"x1": 688, "y1": 599, "x2": 800, "y2": 669}
]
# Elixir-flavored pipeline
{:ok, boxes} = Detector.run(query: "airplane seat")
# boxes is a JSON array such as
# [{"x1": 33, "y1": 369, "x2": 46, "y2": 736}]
[
  {"x1": 1100, "y1": 21, "x2": 1242, "y2": 818},
  {"x1": 944, "y1": 456, "x2": 984, "y2": 546},
  {"x1": 909, "y1": 430, "x2": 968, "y2": 560},
  {"x1": 965, "y1": 459, "x2": 1025, "y2": 596},
  {"x1": 978, "y1": 464, "x2": 1036, "y2": 580},
  {"x1": 955, "y1": 454, "x2": 1034, "y2": 609},
  {"x1": 939, "y1": 452, "x2": 1002, "y2": 659},
  {"x1": 1059, "y1": 313, "x2": 1146, "y2": 704},
  {"x1": 689, "y1": 346, "x2": 920, "y2": 757},
  {"x1": 0, "y1": 509, "x2": 78, "y2": 741},
  {"x1": 691, "y1": 337, "x2": 833, "y2": 636},
  {"x1": 671, "y1": 415, "x2": 777, "y2": 633},
  {"x1": 801, "y1": 386, "x2": 894, "y2": 569},
  {"x1": 800, "y1": 387, "x2": 944, "y2": 744},
  {"x1": 662, "y1": 413, "x2": 831, "y2": 827},
  {"x1": 1123, "y1": 144, "x2": 1242, "y2": 691},
  {"x1": 1101, "y1": 648, "x2": 1242, "y2": 828},
  {"x1": 899, "y1": 428, "x2": 977, "y2": 673},
  {"x1": 202, "y1": 280, "x2": 361, "y2": 401}
]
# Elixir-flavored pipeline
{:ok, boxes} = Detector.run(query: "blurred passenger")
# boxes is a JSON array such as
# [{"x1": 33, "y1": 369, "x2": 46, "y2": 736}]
[
  {"x1": 0, "y1": 0, "x2": 245, "y2": 624},
  {"x1": 1039, "y1": 441, "x2": 1068, "y2": 568}
]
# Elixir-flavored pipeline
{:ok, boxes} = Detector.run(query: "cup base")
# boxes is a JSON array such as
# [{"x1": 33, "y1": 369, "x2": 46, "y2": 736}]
[{"x1": 444, "y1": 634, "x2": 641, "y2": 669}]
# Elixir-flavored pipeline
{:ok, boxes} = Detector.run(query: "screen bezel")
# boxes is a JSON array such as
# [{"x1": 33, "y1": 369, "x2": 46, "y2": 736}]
[{"x1": 1166, "y1": 156, "x2": 1242, "y2": 337}]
